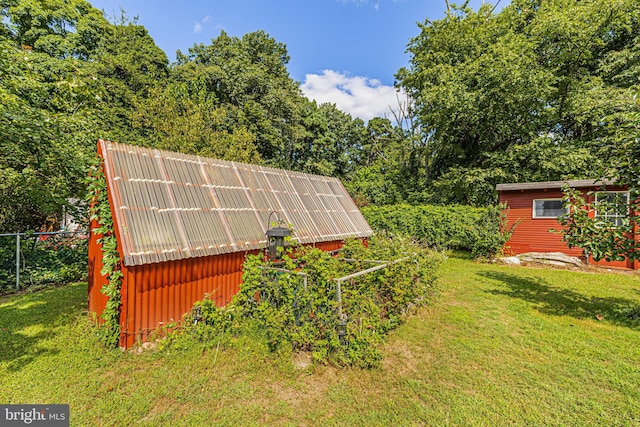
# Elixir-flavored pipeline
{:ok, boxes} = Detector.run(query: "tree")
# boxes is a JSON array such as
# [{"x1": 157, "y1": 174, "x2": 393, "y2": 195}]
[
  {"x1": 0, "y1": 35, "x2": 95, "y2": 231},
  {"x1": 1, "y1": 0, "x2": 109, "y2": 59},
  {"x1": 295, "y1": 101, "x2": 366, "y2": 177},
  {"x1": 397, "y1": 0, "x2": 640, "y2": 205},
  {"x1": 91, "y1": 13, "x2": 169, "y2": 143},
  {"x1": 558, "y1": 103, "x2": 640, "y2": 263},
  {"x1": 0, "y1": 0, "x2": 113, "y2": 231},
  {"x1": 346, "y1": 117, "x2": 419, "y2": 206},
  {"x1": 174, "y1": 30, "x2": 307, "y2": 165},
  {"x1": 132, "y1": 78, "x2": 261, "y2": 163}
]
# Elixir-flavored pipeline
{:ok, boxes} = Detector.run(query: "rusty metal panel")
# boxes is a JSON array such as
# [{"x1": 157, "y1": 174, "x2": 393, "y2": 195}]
[
  {"x1": 87, "y1": 217, "x2": 108, "y2": 321},
  {"x1": 99, "y1": 140, "x2": 372, "y2": 267},
  {"x1": 113, "y1": 240, "x2": 349, "y2": 348},
  {"x1": 118, "y1": 249, "x2": 260, "y2": 347}
]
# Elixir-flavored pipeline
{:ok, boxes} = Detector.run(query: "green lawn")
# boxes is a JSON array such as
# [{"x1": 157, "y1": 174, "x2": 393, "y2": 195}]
[{"x1": 1, "y1": 254, "x2": 639, "y2": 426}]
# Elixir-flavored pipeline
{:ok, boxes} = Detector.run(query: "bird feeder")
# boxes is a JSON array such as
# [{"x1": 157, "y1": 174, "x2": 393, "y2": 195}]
[{"x1": 265, "y1": 212, "x2": 292, "y2": 260}]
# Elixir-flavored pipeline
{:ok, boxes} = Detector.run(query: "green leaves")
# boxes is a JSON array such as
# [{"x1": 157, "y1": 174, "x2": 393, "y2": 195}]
[
  {"x1": 362, "y1": 203, "x2": 511, "y2": 258},
  {"x1": 397, "y1": 0, "x2": 640, "y2": 205},
  {"x1": 179, "y1": 237, "x2": 442, "y2": 368},
  {"x1": 86, "y1": 161, "x2": 122, "y2": 348},
  {"x1": 169, "y1": 30, "x2": 306, "y2": 164}
]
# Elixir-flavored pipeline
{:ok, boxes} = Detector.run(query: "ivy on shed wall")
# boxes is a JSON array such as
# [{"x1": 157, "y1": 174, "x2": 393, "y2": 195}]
[{"x1": 87, "y1": 158, "x2": 122, "y2": 347}]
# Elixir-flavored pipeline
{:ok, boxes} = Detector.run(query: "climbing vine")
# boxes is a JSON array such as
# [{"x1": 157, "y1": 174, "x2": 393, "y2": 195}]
[
  {"x1": 174, "y1": 236, "x2": 443, "y2": 368},
  {"x1": 86, "y1": 157, "x2": 122, "y2": 347}
]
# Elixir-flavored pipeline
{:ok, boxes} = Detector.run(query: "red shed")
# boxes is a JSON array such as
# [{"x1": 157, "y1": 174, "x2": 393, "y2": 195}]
[
  {"x1": 497, "y1": 179, "x2": 638, "y2": 270},
  {"x1": 88, "y1": 140, "x2": 373, "y2": 347}
]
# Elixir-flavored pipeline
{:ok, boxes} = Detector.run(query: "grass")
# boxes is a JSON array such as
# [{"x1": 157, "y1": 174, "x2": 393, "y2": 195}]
[{"x1": 1, "y1": 254, "x2": 640, "y2": 426}]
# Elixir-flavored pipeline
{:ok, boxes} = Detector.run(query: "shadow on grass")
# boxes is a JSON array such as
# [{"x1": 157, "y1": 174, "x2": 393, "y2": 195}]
[
  {"x1": 481, "y1": 271, "x2": 640, "y2": 329},
  {"x1": 0, "y1": 283, "x2": 87, "y2": 371}
]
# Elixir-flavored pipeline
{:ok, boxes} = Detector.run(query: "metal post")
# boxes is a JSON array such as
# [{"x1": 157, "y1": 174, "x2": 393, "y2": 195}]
[
  {"x1": 336, "y1": 280, "x2": 343, "y2": 318},
  {"x1": 15, "y1": 234, "x2": 20, "y2": 291}
]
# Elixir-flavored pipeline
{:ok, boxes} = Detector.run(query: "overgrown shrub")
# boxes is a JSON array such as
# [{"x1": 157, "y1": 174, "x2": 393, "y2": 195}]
[
  {"x1": 361, "y1": 204, "x2": 510, "y2": 258},
  {"x1": 163, "y1": 236, "x2": 443, "y2": 368}
]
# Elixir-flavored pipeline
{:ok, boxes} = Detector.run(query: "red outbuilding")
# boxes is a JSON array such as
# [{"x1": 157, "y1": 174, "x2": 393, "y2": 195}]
[
  {"x1": 88, "y1": 140, "x2": 373, "y2": 348},
  {"x1": 497, "y1": 179, "x2": 638, "y2": 270}
]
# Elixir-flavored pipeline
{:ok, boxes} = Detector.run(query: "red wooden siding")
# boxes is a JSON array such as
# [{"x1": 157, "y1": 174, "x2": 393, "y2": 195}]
[
  {"x1": 500, "y1": 187, "x2": 636, "y2": 270},
  {"x1": 500, "y1": 189, "x2": 583, "y2": 256}
]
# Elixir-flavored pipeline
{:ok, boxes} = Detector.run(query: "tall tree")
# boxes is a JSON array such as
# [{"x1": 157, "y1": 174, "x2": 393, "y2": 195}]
[
  {"x1": 174, "y1": 30, "x2": 306, "y2": 165},
  {"x1": 397, "y1": 0, "x2": 640, "y2": 205},
  {"x1": 0, "y1": 0, "x2": 114, "y2": 230},
  {"x1": 132, "y1": 77, "x2": 261, "y2": 163},
  {"x1": 1, "y1": 0, "x2": 108, "y2": 59},
  {"x1": 92, "y1": 13, "x2": 169, "y2": 143},
  {"x1": 0, "y1": 35, "x2": 97, "y2": 231},
  {"x1": 295, "y1": 101, "x2": 366, "y2": 177}
]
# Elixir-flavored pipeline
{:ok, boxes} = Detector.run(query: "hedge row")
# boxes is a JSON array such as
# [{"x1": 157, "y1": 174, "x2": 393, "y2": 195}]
[{"x1": 361, "y1": 204, "x2": 508, "y2": 258}]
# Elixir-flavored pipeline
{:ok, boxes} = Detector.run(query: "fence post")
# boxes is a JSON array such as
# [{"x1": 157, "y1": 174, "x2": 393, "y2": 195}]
[{"x1": 15, "y1": 234, "x2": 20, "y2": 291}]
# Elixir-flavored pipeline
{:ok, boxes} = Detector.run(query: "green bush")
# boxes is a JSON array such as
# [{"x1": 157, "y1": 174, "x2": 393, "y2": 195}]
[
  {"x1": 0, "y1": 234, "x2": 87, "y2": 293},
  {"x1": 164, "y1": 236, "x2": 443, "y2": 368},
  {"x1": 361, "y1": 204, "x2": 510, "y2": 258}
]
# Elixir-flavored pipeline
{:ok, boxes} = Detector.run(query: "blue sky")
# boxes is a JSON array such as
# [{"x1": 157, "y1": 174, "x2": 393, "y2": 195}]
[{"x1": 88, "y1": 0, "x2": 506, "y2": 121}]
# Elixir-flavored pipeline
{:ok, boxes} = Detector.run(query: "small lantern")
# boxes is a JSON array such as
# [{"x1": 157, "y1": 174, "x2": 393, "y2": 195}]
[
  {"x1": 337, "y1": 318, "x2": 347, "y2": 345},
  {"x1": 265, "y1": 214, "x2": 291, "y2": 260},
  {"x1": 192, "y1": 306, "x2": 202, "y2": 326}
]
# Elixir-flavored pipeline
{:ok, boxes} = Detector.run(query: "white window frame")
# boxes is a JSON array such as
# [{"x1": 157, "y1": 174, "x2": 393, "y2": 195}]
[
  {"x1": 532, "y1": 198, "x2": 569, "y2": 219},
  {"x1": 595, "y1": 191, "x2": 629, "y2": 227}
]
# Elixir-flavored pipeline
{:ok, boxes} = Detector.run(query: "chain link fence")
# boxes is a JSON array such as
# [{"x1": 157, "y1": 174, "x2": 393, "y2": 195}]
[{"x1": 0, "y1": 231, "x2": 88, "y2": 294}]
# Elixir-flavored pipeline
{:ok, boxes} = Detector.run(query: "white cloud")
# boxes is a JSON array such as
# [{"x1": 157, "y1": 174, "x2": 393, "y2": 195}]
[
  {"x1": 194, "y1": 15, "x2": 213, "y2": 34},
  {"x1": 340, "y1": 0, "x2": 390, "y2": 10},
  {"x1": 301, "y1": 70, "x2": 403, "y2": 122}
]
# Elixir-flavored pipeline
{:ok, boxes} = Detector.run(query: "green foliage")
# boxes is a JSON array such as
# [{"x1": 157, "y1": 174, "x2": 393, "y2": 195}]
[
  {"x1": 132, "y1": 78, "x2": 261, "y2": 162},
  {"x1": 0, "y1": 234, "x2": 87, "y2": 293},
  {"x1": 346, "y1": 115, "x2": 433, "y2": 206},
  {"x1": 0, "y1": 34, "x2": 97, "y2": 231},
  {"x1": 296, "y1": 101, "x2": 366, "y2": 177},
  {"x1": 362, "y1": 204, "x2": 511, "y2": 258},
  {"x1": 559, "y1": 186, "x2": 638, "y2": 263},
  {"x1": 170, "y1": 237, "x2": 442, "y2": 368},
  {"x1": 558, "y1": 86, "x2": 640, "y2": 262},
  {"x1": 1, "y1": 0, "x2": 109, "y2": 60},
  {"x1": 91, "y1": 13, "x2": 169, "y2": 143},
  {"x1": 86, "y1": 159, "x2": 122, "y2": 347},
  {"x1": 397, "y1": 0, "x2": 640, "y2": 205},
  {"x1": 172, "y1": 30, "x2": 307, "y2": 165}
]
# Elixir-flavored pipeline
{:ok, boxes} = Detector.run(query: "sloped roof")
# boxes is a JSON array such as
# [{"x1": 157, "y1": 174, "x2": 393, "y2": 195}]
[
  {"x1": 99, "y1": 140, "x2": 372, "y2": 266},
  {"x1": 496, "y1": 179, "x2": 614, "y2": 192}
]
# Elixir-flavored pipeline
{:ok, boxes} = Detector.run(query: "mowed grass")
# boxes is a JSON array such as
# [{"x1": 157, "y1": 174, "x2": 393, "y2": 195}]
[{"x1": 1, "y1": 254, "x2": 639, "y2": 426}]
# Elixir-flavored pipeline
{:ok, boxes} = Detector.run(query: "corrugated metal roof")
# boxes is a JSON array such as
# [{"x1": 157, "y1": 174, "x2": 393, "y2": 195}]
[
  {"x1": 496, "y1": 179, "x2": 614, "y2": 192},
  {"x1": 99, "y1": 140, "x2": 373, "y2": 266}
]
